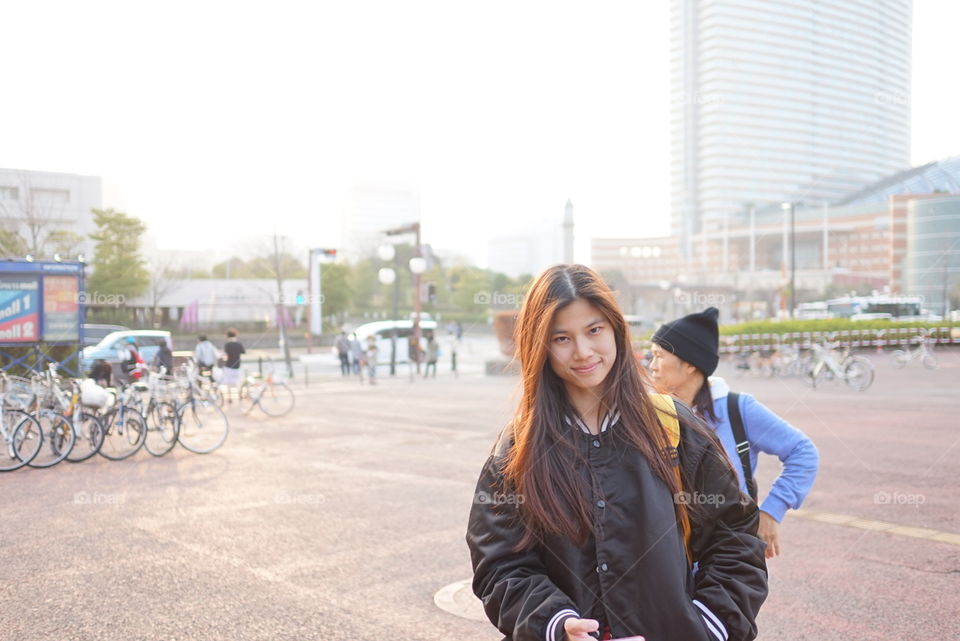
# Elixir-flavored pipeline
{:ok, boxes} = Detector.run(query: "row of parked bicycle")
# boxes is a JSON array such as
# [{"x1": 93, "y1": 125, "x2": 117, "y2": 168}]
[
  {"x1": 730, "y1": 332, "x2": 941, "y2": 392},
  {"x1": 1, "y1": 359, "x2": 296, "y2": 472}
]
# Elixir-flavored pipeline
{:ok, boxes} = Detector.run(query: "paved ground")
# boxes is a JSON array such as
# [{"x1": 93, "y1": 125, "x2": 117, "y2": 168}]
[{"x1": 1, "y1": 346, "x2": 958, "y2": 641}]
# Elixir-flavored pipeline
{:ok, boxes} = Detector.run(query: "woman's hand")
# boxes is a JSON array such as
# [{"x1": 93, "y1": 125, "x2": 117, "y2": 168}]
[
  {"x1": 758, "y1": 511, "x2": 780, "y2": 558},
  {"x1": 564, "y1": 617, "x2": 600, "y2": 640}
]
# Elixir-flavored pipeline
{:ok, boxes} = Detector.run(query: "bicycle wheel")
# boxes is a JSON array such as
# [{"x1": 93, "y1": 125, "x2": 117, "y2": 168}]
[
  {"x1": 99, "y1": 408, "x2": 147, "y2": 460},
  {"x1": 211, "y1": 385, "x2": 224, "y2": 408},
  {"x1": 28, "y1": 411, "x2": 77, "y2": 468},
  {"x1": 144, "y1": 401, "x2": 180, "y2": 457},
  {"x1": 177, "y1": 398, "x2": 229, "y2": 454},
  {"x1": 256, "y1": 381, "x2": 295, "y2": 417},
  {"x1": 66, "y1": 412, "x2": 105, "y2": 463},
  {"x1": 891, "y1": 350, "x2": 908, "y2": 369},
  {"x1": 844, "y1": 357, "x2": 875, "y2": 392},
  {"x1": 0, "y1": 410, "x2": 43, "y2": 472},
  {"x1": 239, "y1": 380, "x2": 262, "y2": 415}
]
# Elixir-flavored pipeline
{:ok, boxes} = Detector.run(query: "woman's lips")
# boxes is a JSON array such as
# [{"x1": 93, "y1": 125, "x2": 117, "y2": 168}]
[{"x1": 572, "y1": 362, "x2": 599, "y2": 374}]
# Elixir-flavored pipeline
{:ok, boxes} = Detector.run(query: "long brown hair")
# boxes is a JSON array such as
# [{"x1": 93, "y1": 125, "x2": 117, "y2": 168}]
[{"x1": 503, "y1": 264, "x2": 685, "y2": 548}]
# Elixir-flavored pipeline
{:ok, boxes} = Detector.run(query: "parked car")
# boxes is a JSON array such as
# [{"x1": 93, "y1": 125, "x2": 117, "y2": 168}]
[
  {"x1": 81, "y1": 323, "x2": 129, "y2": 346},
  {"x1": 353, "y1": 319, "x2": 438, "y2": 366},
  {"x1": 80, "y1": 330, "x2": 173, "y2": 375}
]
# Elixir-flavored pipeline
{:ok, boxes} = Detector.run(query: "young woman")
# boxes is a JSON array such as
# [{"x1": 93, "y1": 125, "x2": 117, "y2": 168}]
[
  {"x1": 649, "y1": 308, "x2": 819, "y2": 559},
  {"x1": 467, "y1": 265, "x2": 767, "y2": 641}
]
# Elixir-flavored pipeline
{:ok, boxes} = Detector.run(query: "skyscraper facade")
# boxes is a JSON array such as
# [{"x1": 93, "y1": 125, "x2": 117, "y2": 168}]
[{"x1": 670, "y1": 0, "x2": 912, "y2": 252}]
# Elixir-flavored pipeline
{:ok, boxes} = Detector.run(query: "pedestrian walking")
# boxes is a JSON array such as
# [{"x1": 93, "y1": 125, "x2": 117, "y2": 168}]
[
  {"x1": 365, "y1": 335, "x2": 378, "y2": 385},
  {"x1": 221, "y1": 328, "x2": 246, "y2": 403},
  {"x1": 424, "y1": 331, "x2": 439, "y2": 378},
  {"x1": 153, "y1": 341, "x2": 174, "y2": 374},
  {"x1": 649, "y1": 307, "x2": 819, "y2": 558},
  {"x1": 194, "y1": 335, "x2": 219, "y2": 381},
  {"x1": 348, "y1": 332, "x2": 364, "y2": 378},
  {"x1": 467, "y1": 265, "x2": 767, "y2": 641},
  {"x1": 335, "y1": 330, "x2": 351, "y2": 376},
  {"x1": 120, "y1": 337, "x2": 145, "y2": 382},
  {"x1": 408, "y1": 333, "x2": 423, "y2": 378}
]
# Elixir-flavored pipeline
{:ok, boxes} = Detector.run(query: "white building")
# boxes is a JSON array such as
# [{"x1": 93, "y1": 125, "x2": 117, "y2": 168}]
[
  {"x1": 340, "y1": 185, "x2": 420, "y2": 263},
  {"x1": 0, "y1": 168, "x2": 102, "y2": 260},
  {"x1": 670, "y1": 0, "x2": 912, "y2": 253},
  {"x1": 126, "y1": 278, "x2": 309, "y2": 326}
]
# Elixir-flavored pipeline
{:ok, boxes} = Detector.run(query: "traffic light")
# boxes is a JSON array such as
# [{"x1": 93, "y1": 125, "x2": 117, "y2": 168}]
[
  {"x1": 320, "y1": 248, "x2": 337, "y2": 258},
  {"x1": 295, "y1": 290, "x2": 305, "y2": 305},
  {"x1": 427, "y1": 283, "x2": 437, "y2": 304}
]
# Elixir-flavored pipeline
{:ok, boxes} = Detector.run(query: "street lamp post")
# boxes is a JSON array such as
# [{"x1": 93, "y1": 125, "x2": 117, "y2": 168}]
[
  {"x1": 383, "y1": 222, "x2": 425, "y2": 377},
  {"x1": 377, "y1": 244, "x2": 398, "y2": 375}
]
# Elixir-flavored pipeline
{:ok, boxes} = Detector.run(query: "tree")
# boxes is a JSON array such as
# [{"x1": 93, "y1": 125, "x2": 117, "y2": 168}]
[
  {"x1": 211, "y1": 253, "x2": 307, "y2": 279},
  {"x1": 86, "y1": 208, "x2": 149, "y2": 302},
  {"x1": 318, "y1": 262, "x2": 351, "y2": 325},
  {"x1": 146, "y1": 255, "x2": 178, "y2": 326},
  {"x1": 47, "y1": 230, "x2": 85, "y2": 258}
]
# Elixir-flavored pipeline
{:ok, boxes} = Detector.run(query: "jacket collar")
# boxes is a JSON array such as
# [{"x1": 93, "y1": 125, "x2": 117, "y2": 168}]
[{"x1": 564, "y1": 407, "x2": 621, "y2": 434}]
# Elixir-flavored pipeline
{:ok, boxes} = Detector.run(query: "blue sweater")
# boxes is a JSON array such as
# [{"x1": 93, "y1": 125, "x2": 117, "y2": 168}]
[{"x1": 707, "y1": 377, "x2": 819, "y2": 522}]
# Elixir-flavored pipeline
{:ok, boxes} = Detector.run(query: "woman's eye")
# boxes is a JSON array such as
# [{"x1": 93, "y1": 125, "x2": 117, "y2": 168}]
[
  {"x1": 554, "y1": 336, "x2": 569, "y2": 344},
  {"x1": 590, "y1": 326, "x2": 602, "y2": 334}
]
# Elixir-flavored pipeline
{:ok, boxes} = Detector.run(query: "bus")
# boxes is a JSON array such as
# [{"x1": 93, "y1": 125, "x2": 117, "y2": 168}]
[{"x1": 823, "y1": 295, "x2": 931, "y2": 321}]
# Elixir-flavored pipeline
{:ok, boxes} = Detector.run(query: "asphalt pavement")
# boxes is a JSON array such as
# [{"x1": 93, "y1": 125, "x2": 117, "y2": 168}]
[{"x1": 1, "y1": 346, "x2": 958, "y2": 641}]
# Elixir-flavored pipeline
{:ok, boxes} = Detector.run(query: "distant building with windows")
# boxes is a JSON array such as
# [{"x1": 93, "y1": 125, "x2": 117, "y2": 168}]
[
  {"x1": 670, "y1": 0, "x2": 912, "y2": 255},
  {"x1": 593, "y1": 156, "x2": 960, "y2": 321},
  {"x1": 0, "y1": 168, "x2": 101, "y2": 261}
]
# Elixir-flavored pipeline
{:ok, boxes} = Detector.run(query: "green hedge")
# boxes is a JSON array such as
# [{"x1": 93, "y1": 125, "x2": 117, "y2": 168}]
[
  {"x1": 717, "y1": 319, "x2": 960, "y2": 336},
  {"x1": 636, "y1": 319, "x2": 960, "y2": 347}
]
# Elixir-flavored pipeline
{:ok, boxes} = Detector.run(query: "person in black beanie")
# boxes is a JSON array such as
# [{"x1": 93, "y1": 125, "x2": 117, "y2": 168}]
[
  {"x1": 652, "y1": 307, "x2": 720, "y2": 377},
  {"x1": 649, "y1": 307, "x2": 819, "y2": 560}
]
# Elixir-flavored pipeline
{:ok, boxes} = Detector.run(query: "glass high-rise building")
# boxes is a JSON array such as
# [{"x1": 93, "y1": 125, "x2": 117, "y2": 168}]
[{"x1": 670, "y1": 0, "x2": 912, "y2": 252}]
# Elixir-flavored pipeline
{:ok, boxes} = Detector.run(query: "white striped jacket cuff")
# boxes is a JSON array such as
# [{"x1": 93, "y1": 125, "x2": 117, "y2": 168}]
[
  {"x1": 693, "y1": 599, "x2": 728, "y2": 641},
  {"x1": 546, "y1": 608, "x2": 580, "y2": 641}
]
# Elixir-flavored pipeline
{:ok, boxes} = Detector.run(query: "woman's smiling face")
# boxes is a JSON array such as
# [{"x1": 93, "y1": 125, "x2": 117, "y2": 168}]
[{"x1": 547, "y1": 298, "x2": 617, "y2": 395}]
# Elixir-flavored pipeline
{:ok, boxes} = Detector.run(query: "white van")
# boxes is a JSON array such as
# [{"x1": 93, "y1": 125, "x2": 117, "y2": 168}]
[
  {"x1": 353, "y1": 319, "x2": 439, "y2": 365},
  {"x1": 81, "y1": 330, "x2": 173, "y2": 372}
]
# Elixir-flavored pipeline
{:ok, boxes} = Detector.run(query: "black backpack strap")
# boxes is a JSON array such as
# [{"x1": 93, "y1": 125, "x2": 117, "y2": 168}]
[{"x1": 727, "y1": 392, "x2": 758, "y2": 502}]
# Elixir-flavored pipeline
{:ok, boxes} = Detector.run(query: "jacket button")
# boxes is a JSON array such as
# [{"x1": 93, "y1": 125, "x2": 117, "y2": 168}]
[
  {"x1": 597, "y1": 499, "x2": 606, "y2": 508},
  {"x1": 592, "y1": 439, "x2": 601, "y2": 448},
  {"x1": 598, "y1": 562, "x2": 609, "y2": 572}
]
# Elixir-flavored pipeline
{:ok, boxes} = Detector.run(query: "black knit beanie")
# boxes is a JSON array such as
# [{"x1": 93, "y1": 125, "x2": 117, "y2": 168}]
[{"x1": 651, "y1": 307, "x2": 720, "y2": 376}]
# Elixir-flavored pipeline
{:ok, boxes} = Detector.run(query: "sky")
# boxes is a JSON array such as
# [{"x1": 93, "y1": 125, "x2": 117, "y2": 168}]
[{"x1": 1, "y1": 0, "x2": 958, "y2": 267}]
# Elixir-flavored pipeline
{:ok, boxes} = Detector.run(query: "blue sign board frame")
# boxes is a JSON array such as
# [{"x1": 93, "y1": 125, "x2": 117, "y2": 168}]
[{"x1": 0, "y1": 260, "x2": 86, "y2": 375}]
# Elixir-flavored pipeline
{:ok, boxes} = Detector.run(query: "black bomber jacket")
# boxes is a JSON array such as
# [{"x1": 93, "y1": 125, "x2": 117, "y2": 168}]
[{"x1": 466, "y1": 401, "x2": 768, "y2": 641}]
